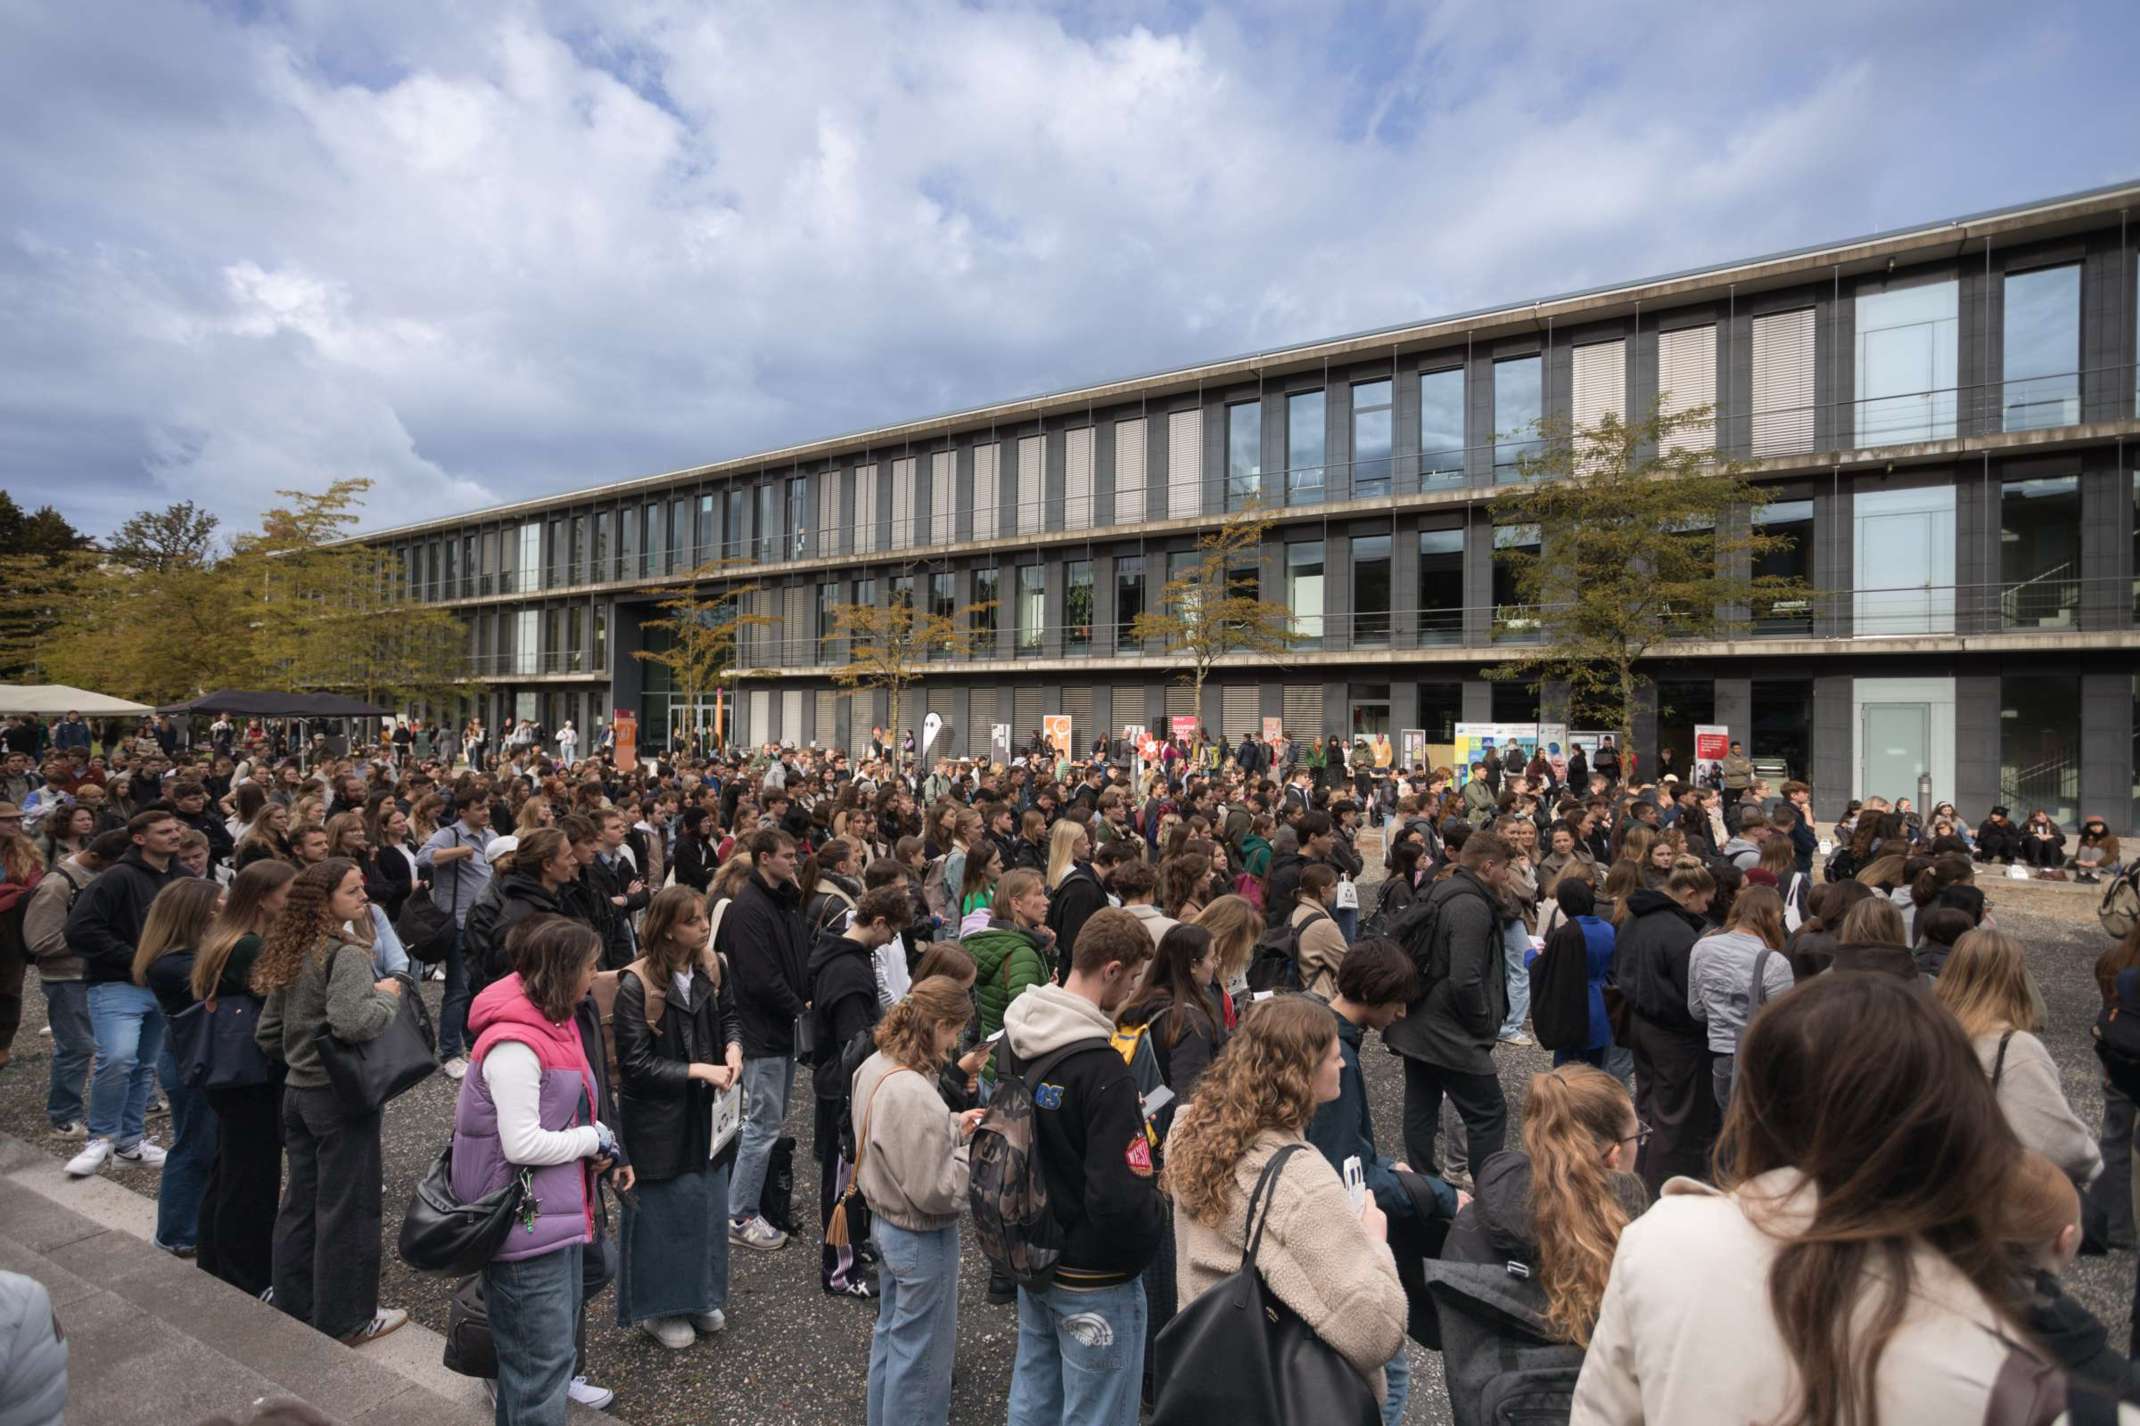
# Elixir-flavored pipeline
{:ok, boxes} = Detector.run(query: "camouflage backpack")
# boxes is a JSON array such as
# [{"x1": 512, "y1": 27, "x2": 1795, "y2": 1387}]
[{"x1": 967, "y1": 1036, "x2": 1109, "y2": 1291}]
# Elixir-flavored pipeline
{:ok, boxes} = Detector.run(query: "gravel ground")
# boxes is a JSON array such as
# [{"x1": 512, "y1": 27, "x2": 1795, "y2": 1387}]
[{"x1": 3, "y1": 877, "x2": 2128, "y2": 1425}]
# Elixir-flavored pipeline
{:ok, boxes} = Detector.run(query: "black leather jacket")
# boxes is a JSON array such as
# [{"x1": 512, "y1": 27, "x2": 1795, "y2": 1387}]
[{"x1": 613, "y1": 962, "x2": 742, "y2": 1183}]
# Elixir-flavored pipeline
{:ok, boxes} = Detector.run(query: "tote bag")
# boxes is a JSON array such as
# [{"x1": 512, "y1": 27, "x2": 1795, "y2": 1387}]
[
  {"x1": 168, "y1": 993, "x2": 278, "y2": 1091},
  {"x1": 315, "y1": 972, "x2": 438, "y2": 1114},
  {"x1": 1149, "y1": 1144, "x2": 1379, "y2": 1426}
]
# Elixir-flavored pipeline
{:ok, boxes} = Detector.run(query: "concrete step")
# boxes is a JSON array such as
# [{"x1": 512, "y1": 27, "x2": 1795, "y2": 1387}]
[{"x1": 0, "y1": 1132, "x2": 516, "y2": 1426}]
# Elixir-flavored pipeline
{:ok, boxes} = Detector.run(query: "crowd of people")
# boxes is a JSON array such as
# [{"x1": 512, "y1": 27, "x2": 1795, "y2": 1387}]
[{"x1": 0, "y1": 703, "x2": 2137, "y2": 1426}]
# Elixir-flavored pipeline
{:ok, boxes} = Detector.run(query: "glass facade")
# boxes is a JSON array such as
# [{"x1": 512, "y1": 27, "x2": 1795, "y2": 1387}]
[
  {"x1": 788, "y1": 477, "x2": 810, "y2": 558},
  {"x1": 1227, "y1": 402, "x2": 1261, "y2": 511},
  {"x1": 1352, "y1": 534, "x2": 1390, "y2": 647},
  {"x1": 1856, "y1": 279, "x2": 1958, "y2": 446},
  {"x1": 1494, "y1": 356, "x2": 1542, "y2": 478},
  {"x1": 972, "y1": 566, "x2": 998, "y2": 645},
  {"x1": 1066, "y1": 560, "x2": 1093, "y2": 654},
  {"x1": 1287, "y1": 541, "x2": 1324, "y2": 646},
  {"x1": 1418, "y1": 528, "x2": 1463, "y2": 644},
  {"x1": 755, "y1": 484, "x2": 778, "y2": 563},
  {"x1": 2002, "y1": 673, "x2": 2081, "y2": 828},
  {"x1": 1115, "y1": 557, "x2": 1145, "y2": 651},
  {"x1": 2000, "y1": 475, "x2": 2081, "y2": 629},
  {"x1": 1420, "y1": 367, "x2": 1465, "y2": 487},
  {"x1": 1286, "y1": 389, "x2": 1325, "y2": 505},
  {"x1": 1017, "y1": 565, "x2": 1044, "y2": 654},
  {"x1": 724, "y1": 490, "x2": 746, "y2": 561},
  {"x1": 1352, "y1": 380, "x2": 1392, "y2": 498},
  {"x1": 2002, "y1": 264, "x2": 2080, "y2": 432},
  {"x1": 1492, "y1": 524, "x2": 1540, "y2": 640},
  {"x1": 1753, "y1": 498, "x2": 1815, "y2": 634}
]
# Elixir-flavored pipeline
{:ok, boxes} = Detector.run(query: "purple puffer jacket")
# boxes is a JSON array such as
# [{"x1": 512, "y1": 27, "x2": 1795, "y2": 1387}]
[{"x1": 451, "y1": 976, "x2": 595, "y2": 1263}]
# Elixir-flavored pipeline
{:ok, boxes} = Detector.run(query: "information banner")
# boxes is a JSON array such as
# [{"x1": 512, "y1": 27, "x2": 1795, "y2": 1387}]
[
  {"x1": 1170, "y1": 714, "x2": 1199, "y2": 743},
  {"x1": 1537, "y1": 722, "x2": 1570, "y2": 784},
  {"x1": 1042, "y1": 714, "x2": 1073, "y2": 758},
  {"x1": 991, "y1": 723, "x2": 1011, "y2": 761},
  {"x1": 613, "y1": 710, "x2": 638, "y2": 772},
  {"x1": 1693, "y1": 724, "x2": 1730, "y2": 788},
  {"x1": 1451, "y1": 722, "x2": 1542, "y2": 784},
  {"x1": 1400, "y1": 728, "x2": 1426, "y2": 770},
  {"x1": 1262, "y1": 716, "x2": 1284, "y2": 743}
]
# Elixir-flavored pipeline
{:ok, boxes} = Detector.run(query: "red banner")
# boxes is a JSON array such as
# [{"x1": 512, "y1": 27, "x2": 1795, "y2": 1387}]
[{"x1": 613, "y1": 709, "x2": 638, "y2": 771}]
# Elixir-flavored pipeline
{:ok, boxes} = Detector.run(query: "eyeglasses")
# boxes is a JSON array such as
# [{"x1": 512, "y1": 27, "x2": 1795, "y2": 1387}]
[{"x1": 1620, "y1": 1122, "x2": 1653, "y2": 1149}]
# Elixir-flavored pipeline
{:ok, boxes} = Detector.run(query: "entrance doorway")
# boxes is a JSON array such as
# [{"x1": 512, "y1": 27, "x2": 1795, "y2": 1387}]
[
  {"x1": 1348, "y1": 683, "x2": 1390, "y2": 744},
  {"x1": 1853, "y1": 677, "x2": 1955, "y2": 807},
  {"x1": 1654, "y1": 679, "x2": 1714, "y2": 787}
]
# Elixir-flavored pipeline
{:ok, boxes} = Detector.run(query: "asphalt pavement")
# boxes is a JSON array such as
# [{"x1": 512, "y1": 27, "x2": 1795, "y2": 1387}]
[{"x1": 0, "y1": 876, "x2": 2128, "y2": 1425}]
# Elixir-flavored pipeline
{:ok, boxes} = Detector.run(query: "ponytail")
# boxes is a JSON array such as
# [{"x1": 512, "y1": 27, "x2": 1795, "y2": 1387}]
[{"x1": 1522, "y1": 1066, "x2": 1637, "y2": 1347}]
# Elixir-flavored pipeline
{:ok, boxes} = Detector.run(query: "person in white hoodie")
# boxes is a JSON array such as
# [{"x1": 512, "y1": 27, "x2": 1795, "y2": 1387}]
[
  {"x1": 1576, "y1": 972, "x2": 2043, "y2": 1426},
  {"x1": 1684, "y1": 885, "x2": 1794, "y2": 1109},
  {"x1": 850, "y1": 977, "x2": 988, "y2": 1426}
]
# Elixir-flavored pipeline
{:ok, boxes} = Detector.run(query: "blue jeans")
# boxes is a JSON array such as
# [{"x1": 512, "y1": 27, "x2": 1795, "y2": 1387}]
[
  {"x1": 1334, "y1": 905, "x2": 1359, "y2": 944},
  {"x1": 485, "y1": 1244, "x2": 583, "y2": 1426},
  {"x1": 439, "y1": 925, "x2": 472, "y2": 1058},
  {"x1": 155, "y1": 1046, "x2": 217, "y2": 1251},
  {"x1": 1008, "y1": 1278, "x2": 1146, "y2": 1426},
  {"x1": 41, "y1": 980, "x2": 94, "y2": 1129},
  {"x1": 868, "y1": 1220, "x2": 959, "y2": 1426},
  {"x1": 1497, "y1": 920, "x2": 1531, "y2": 1040},
  {"x1": 87, "y1": 982, "x2": 163, "y2": 1150},
  {"x1": 728, "y1": 1055, "x2": 794, "y2": 1222},
  {"x1": 1381, "y1": 1342, "x2": 1410, "y2": 1426}
]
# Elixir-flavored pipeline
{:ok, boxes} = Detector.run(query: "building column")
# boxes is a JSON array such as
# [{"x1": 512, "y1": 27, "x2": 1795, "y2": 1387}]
[
  {"x1": 2082, "y1": 673, "x2": 2133, "y2": 830},
  {"x1": 1955, "y1": 673, "x2": 2002, "y2": 816},
  {"x1": 1714, "y1": 678, "x2": 1752, "y2": 749},
  {"x1": 1461, "y1": 680, "x2": 1492, "y2": 724},
  {"x1": 1812, "y1": 675, "x2": 1853, "y2": 821}
]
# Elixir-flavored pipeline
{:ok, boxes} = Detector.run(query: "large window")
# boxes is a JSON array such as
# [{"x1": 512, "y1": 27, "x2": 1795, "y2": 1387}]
[
  {"x1": 1286, "y1": 541, "x2": 1324, "y2": 647},
  {"x1": 591, "y1": 606, "x2": 607, "y2": 670},
  {"x1": 1286, "y1": 389, "x2": 1325, "y2": 505},
  {"x1": 2003, "y1": 265, "x2": 2081, "y2": 432},
  {"x1": 1116, "y1": 557, "x2": 1146, "y2": 652},
  {"x1": 817, "y1": 583, "x2": 839, "y2": 657},
  {"x1": 588, "y1": 517, "x2": 606, "y2": 584},
  {"x1": 1753, "y1": 498, "x2": 1815, "y2": 634},
  {"x1": 1492, "y1": 524, "x2": 1541, "y2": 641},
  {"x1": 2000, "y1": 475, "x2": 2081, "y2": 629},
  {"x1": 1855, "y1": 278, "x2": 1958, "y2": 446},
  {"x1": 1351, "y1": 380, "x2": 1392, "y2": 499},
  {"x1": 929, "y1": 572, "x2": 956, "y2": 653},
  {"x1": 2002, "y1": 674, "x2": 2080, "y2": 828},
  {"x1": 1226, "y1": 402, "x2": 1262, "y2": 511},
  {"x1": 755, "y1": 484, "x2": 778, "y2": 563},
  {"x1": 1017, "y1": 566, "x2": 1044, "y2": 654},
  {"x1": 787, "y1": 478, "x2": 810, "y2": 559},
  {"x1": 1418, "y1": 528, "x2": 1463, "y2": 645},
  {"x1": 1752, "y1": 309, "x2": 1817, "y2": 457},
  {"x1": 640, "y1": 502, "x2": 659, "y2": 577},
  {"x1": 514, "y1": 608, "x2": 539, "y2": 675},
  {"x1": 695, "y1": 496, "x2": 714, "y2": 565},
  {"x1": 564, "y1": 606, "x2": 584, "y2": 673},
  {"x1": 1419, "y1": 366, "x2": 1465, "y2": 488},
  {"x1": 517, "y1": 522, "x2": 541, "y2": 594},
  {"x1": 1067, "y1": 561, "x2": 1093, "y2": 654},
  {"x1": 973, "y1": 566, "x2": 999, "y2": 646},
  {"x1": 1494, "y1": 355, "x2": 1543, "y2": 478},
  {"x1": 725, "y1": 489, "x2": 746, "y2": 561},
  {"x1": 1417, "y1": 682, "x2": 1462, "y2": 743},
  {"x1": 1852, "y1": 485, "x2": 1955, "y2": 635},
  {"x1": 1352, "y1": 535, "x2": 1391, "y2": 647},
  {"x1": 567, "y1": 517, "x2": 585, "y2": 584}
]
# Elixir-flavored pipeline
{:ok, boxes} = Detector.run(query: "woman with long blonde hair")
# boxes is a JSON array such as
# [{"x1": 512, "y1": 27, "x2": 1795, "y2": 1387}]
[
  {"x1": 128, "y1": 878, "x2": 225, "y2": 1259},
  {"x1": 1042, "y1": 819, "x2": 1103, "y2": 983},
  {"x1": 1191, "y1": 892, "x2": 1261, "y2": 1014},
  {"x1": 1165, "y1": 996, "x2": 1408, "y2": 1403},
  {"x1": 1934, "y1": 928, "x2": 2098, "y2": 1186},
  {"x1": 1430, "y1": 1064, "x2": 1644, "y2": 1421}
]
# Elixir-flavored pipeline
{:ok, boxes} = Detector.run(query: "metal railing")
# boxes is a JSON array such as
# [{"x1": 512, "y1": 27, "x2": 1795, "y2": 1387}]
[
  {"x1": 2000, "y1": 754, "x2": 2079, "y2": 822},
  {"x1": 386, "y1": 360, "x2": 2140, "y2": 606}
]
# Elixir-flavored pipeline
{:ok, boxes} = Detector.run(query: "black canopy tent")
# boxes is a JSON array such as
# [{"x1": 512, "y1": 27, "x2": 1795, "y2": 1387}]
[{"x1": 156, "y1": 690, "x2": 391, "y2": 718}]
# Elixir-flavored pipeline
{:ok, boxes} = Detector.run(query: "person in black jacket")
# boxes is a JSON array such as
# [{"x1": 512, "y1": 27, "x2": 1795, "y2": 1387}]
[
  {"x1": 1043, "y1": 820, "x2": 1106, "y2": 984},
  {"x1": 999, "y1": 908, "x2": 1166, "y2": 1425},
  {"x1": 582, "y1": 809, "x2": 647, "y2": 970},
  {"x1": 672, "y1": 806, "x2": 716, "y2": 893},
  {"x1": 460, "y1": 828, "x2": 572, "y2": 995},
  {"x1": 167, "y1": 781, "x2": 235, "y2": 870},
  {"x1": 807, "y1": 885, "x2": 909, "y2": 1298},
  {"x1": 1264, "y1": 811, "x2": 1334, "y2": 930},
  {"x1": 1612, "y1": 861, "x2": 1719, "y2": 1196},
  {"x1": 64, "y1": 810, "x2": 183, "y2": 1172},
  {"x1": 613, "y1": 887, "x2": 742, "y2": 1350},
  {"x1": 1976, "y1": 805, "x2": 2023, "y2": 866},
  {"x1": 717, "y1": 828, "x2": 811, "y2": 1251}
]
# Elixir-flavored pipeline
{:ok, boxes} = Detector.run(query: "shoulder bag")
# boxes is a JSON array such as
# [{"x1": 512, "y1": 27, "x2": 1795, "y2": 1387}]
[
  {"x1": 315, "y1": 968, "x2": 438, "y2": 1114},
  {"x1": 168, "y1": 992, "x2": 279, "y2": 1091},
  {"x1": 824, "y1": 1066, "x2": 912, "y2": 1250},
  {"x1": 1150, "y1": 1143, "x2": 1380, "y2": 1426},
  {"x1": 398, "y1": 1140, "x2": 530, "y2": 1276}
]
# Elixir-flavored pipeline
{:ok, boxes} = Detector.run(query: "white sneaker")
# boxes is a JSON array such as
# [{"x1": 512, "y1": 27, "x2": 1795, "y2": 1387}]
[
  {"x1": 567, "y1": 1375, "x2": 615, "y2": 1410},
  {"x1": 65, "y1": 1138, "x2": 113, "y2": 1177},
  {"x1": 638, "y1": 1316, "x2": 695, "y2": 1350},
  {"x1": 1497, "y1": 1031, "x2": 1536, "y2": 1048},
  {"x1": 442, "y1": 1056, "x2": 469, "y2": 1081},
  {"x1": 340, "y1": 1308, "x2": 409, "y2": 1345},
  {"x1": 689, "y1": 1309, "x2": 726, "y2": 1334},
  {"x1": 114, "y1": 1140, "x2": 167, "y2": 1168},
  {"x1": 727, "y1": 1215, "x2": 788, "y2": 1251}
]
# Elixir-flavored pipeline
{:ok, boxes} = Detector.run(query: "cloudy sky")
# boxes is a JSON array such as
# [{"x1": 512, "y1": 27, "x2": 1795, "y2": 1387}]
[{"x1": 5, "y1": 0, "x2": 2136, "y2": 541}]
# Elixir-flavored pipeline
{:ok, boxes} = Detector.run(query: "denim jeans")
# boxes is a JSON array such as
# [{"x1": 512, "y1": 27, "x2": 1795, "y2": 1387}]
[
  {"x1": 438, "y1": 925, "x2": 472, "y2": 1058},
  {"x1": 1007, "y1": 1278, "x2": 1146, "y2": 1426},
  {"x1": 1497, "y1": 919, "x2": 1530, "y2": 1039},
  {"x1": 868, "y1": 1220, "x2": 959, "y2": 1426},
  {"x1": 728, "y1": 1054, "x2": 795, "y2": 1222},
  {"x1": 2090, "y1": 1083, "x2": 2137, "y2": 1247},
  {"x1": 1381, "y1": 1342, "x2": 1410, "y2": 1426},
  {"x1": 154, "y1": 1046, "x2": 217, "y2": 1251},
  {"x1": 41, "y1": 980, "x2": 94, "y2": 1129},
  {"x1": 1333, "y1": 905, "x2": 1359, "y2": 945},
  {"x1": 86, "y1": 981, "x2": 163, "y2": 1150},
  {"x1": 485, "y1": 1244, "x2": 583, "y2": 1426}
]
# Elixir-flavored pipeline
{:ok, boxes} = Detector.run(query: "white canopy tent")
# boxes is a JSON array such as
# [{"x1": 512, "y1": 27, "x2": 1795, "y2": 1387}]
[{"x1": 0, "y1": 684, "x2": 153, "y2": 717}]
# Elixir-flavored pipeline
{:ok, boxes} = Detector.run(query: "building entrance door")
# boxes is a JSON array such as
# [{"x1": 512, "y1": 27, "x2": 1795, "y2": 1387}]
[{"x1": 1861, "y1": 702, "x2": 1930, "y2": 806}]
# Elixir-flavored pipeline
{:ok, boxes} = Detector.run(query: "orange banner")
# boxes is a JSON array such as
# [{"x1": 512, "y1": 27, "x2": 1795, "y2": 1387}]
[{"x1": 614, "y1": 709, "x2": 638, "y2": 771}]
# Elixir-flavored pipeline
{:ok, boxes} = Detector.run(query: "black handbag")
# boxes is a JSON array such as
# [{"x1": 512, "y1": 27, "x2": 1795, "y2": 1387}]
[
  {"x1": 398, "y1": 1141, "x2": 529, "y2": 1276},
  {"x1": 396, "y1": 890, "x2": 455, "y2": 965},
  {"x1": 1149, "y1": 1144, "x2": 1380, "y2": 1426},
  {"x1": 315, "y1": 972, "x2": 437, "y2": 1114},
  {"x1": 168, "y1": 993, "x2": 278, "y2": 1091},
  {"x1": 441, "y1": 1273, "x2": 497, "y2": 1380}
]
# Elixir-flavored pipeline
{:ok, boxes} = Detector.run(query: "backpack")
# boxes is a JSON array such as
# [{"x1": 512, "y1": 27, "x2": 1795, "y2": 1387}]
[
  {"x1": 968, "y1": 1037, "x2": 1111, "y2": 1291},
  {"x1": 1823, "y1": 845, "x2": 1858, "y2": 884},
  {"x1": 1391, "y1": 876, "x2": 1493, "y2": 1003},
  {"x1": 1233, "y1": 870, "x2": 1266, "y2": 913},
  {"x1": 2099, "y1": 864, "x2": 2140, "y2": 941},
  {"x1": 1526, "y1": 922, "x2": 1591, "y2": 1052},
  {"x1": 1781, "y1": 872, "x2": 1810, "y2": 934},
  {"x1": 1246, "y1": 909, "x2": 1328, "y2": 993},
  {"x1": 920, "y1": 856, "x2": 953, "y2": 921}
]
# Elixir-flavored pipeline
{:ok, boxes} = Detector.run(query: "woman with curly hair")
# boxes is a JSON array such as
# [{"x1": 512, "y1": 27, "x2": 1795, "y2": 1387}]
[
  {"x1": 251, "y1": 857, "x2": 408, "y2": 1346},
  {"x1": 1164, "y1": 994, "x2": 1408, "y2": 1405},
  {"x1": 1428, "y1": 1065, "x2": 1645, "y2": 1425}
]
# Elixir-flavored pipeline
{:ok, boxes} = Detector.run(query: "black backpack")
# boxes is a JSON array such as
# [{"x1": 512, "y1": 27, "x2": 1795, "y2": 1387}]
[
  {"x1": 968, "y1": 1037, "x2": 1109, "y2": 1291},
  {"x1": 1391, "y1": 876, "x2": 1492, "y2": 1004},
  {"x1": 1526, "y1": 921, "x2": 1591, "y2": 1052},
  {"x1": 1246, "y1": 909, "x2": 1328, "y2": 993}
]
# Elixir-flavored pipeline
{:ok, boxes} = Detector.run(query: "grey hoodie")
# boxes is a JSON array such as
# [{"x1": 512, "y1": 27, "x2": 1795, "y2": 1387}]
[{"x1": 1685, "y1": 928, "x2": 1794, "y2": 1054}]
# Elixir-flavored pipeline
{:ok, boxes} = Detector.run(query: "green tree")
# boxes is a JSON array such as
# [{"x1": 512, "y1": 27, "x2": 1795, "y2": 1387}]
[
  {"x1": 0, "y1": 495, "x2": 94, "y2": 681},
  {"x1": 1486, "y1": 399, "x2": 1811, "y2": 762},
  {"x1": 632, "y1": 562, "x2": 772, "y2": 751},
  {"x1": 106, "y1": 501, "x2": 221, "y2": 573},
  {"x1": 1128, "y1": 507, "x2": 1298, "y2": 731},
  {"x1": 824, "y1": 579, "x2": 995, "y2": 747}
]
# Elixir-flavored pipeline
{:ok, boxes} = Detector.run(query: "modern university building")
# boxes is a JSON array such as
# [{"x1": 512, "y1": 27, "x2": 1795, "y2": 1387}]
[{"x1": 355, "y1": 181, "x2": 2140, "y2": 830}]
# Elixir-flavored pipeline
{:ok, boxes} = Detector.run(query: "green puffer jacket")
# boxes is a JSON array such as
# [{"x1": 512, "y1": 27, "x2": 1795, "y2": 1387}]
[{"x1": 963, "y1": 924, "x2": 1052, "y2": 1046}]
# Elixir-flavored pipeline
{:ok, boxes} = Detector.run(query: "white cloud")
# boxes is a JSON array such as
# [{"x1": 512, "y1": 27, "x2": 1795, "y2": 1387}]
[{"x1": 0, "y1": 0, "x2": 2129, "y2": 538}]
